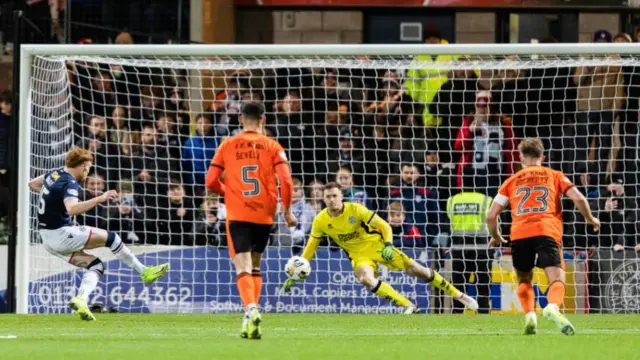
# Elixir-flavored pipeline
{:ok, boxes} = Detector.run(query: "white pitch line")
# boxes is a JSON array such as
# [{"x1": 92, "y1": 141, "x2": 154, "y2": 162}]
[
  {"x1": 4, "y1": 328, "x2": 640, "y2": 338},
  {"x1": 0, "y1": 335, "x2": 17, "y2": 339}
]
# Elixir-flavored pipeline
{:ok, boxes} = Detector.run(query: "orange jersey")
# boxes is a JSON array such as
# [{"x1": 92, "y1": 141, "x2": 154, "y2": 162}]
[
  {"x1": 495, "y1": 166, "x2": 574, "y2": 243},
  {"x1": 210, "y1": 131, "x2": 288, "y2": 224}
]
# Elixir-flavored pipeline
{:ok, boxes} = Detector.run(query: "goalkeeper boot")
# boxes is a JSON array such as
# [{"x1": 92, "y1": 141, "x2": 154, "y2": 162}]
[
  {"x1": 456, "y1": 293, "x2": 479, "y2": 311},
  {"x1": 247, "y1": 306, "x2": 263, "y2": 340},
  {"x1": 543, "y1": 304, "x2": 575, "y2": 336},
  {"x1": 403, "y1": 304, "x2": 420, "y2": 315},
  {"x1": 524, "y1": 312, "x2": 538, "y2": 335},
  {"x1": 141, "y1": 263, "x2": 169, "y2": 285},
  {"x1": 69, "y1": 296, "x2": 96, "y2": 321}
]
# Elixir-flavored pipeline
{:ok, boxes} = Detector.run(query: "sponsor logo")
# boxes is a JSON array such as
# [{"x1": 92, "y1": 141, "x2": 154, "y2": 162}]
[
  {"x1": 453, "y1": 203, "x2": 480, "y2": 215},
  {"x1": 348, "y1": 216, "x2": 356, "y2": 224},
  {"x1": 605, "y1": 260, "x2": 640, "y2": 313},
  {"x1": 337, "y1": 232, "x2": 359, "y2": 242},
  {"x1": 67, "y1": 189, "x2": 79, "y2": 196}
]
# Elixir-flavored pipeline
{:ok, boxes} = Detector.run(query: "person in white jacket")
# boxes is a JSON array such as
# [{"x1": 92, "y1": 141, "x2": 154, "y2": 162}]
[{"x1": 276, "y1": 178, "x2": 318, "y2": 246}]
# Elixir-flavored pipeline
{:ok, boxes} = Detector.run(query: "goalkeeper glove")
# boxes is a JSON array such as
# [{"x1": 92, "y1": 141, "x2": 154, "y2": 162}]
[
  {"x1": 282, "y1": 277, "x2": 299, "y2": 293},
  {"x1": 378, "y1": 243, "x2": 395, "y2": 261}
]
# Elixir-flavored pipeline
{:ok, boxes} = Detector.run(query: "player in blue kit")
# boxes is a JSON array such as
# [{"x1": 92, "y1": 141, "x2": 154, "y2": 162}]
[{"x1": 29, "y1": 148, "x2": 169, "y2": 320}]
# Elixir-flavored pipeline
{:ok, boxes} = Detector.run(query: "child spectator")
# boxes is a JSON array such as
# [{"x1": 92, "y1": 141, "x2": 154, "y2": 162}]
[
  {"x1": 307, "y1": 180, "x2": 325, "y2": 213},
  {"x1": 335, "y1": 167, "x2": 371, "y2": 208},
  {"x1": 276, "y1": 178, "x2": 317, "y2": 247},
  {"x1": 183, "y1": 114, "x2": 218, "y2": 186},
  {"x1": 387, "y1": 201, "x2": 424, "y2": 249}
]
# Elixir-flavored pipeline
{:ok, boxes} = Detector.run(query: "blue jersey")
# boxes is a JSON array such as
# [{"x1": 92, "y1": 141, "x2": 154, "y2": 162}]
[{"x1": 37, "y1": 168, "x2": 79, "y2": 230}]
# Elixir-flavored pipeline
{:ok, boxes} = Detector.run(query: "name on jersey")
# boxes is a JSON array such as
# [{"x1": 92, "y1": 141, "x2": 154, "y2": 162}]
[
  {"x1": 453, "y1": 203, "x2": 480, "y2": 215},
  {"x1": 515, "y1": 176, "x2": 548, "y2": 187},
  {"x1": 236, "y1": 150, "x2": 260, "y2": 161},
  {"x1": 337, "y1": 231, "x2": 359, "y2": 242}
]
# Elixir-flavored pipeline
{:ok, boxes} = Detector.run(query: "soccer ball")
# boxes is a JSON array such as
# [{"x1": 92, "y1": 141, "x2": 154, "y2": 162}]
[{"x1": 284, "y1": 256, "x2": 311, "y2": 280}]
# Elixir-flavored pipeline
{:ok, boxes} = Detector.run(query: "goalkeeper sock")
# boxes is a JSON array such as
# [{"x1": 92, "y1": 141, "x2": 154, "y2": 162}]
[
  {"x1": 252, "y1": 269, "x2": 263, "y2": 304},
  {"x1": 426, "y1": 269, "x2": 461, "y2": 299},
  {"x1": 77, "y1": 259, "x2": 104, "y2": 302},
  {"x1": 372, "y1": 281, "x2": 411, "y2": 307},
  {"x1": 107, "y1": 232, "x2": 146, "y2": 274},
  {"x1": 547, "y1": 281, "x2": 566, "y2": 307},
  {"x1": 517, "y1": 281, "x2": 535, "y2": 314},
  {"x1": 237, "y1": 272, "x2": 256, "y2": 311}
]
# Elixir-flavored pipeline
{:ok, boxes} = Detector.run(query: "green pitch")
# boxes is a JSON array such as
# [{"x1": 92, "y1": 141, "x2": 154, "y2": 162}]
[{"x1": 1, "y1": 314, "x2": 639, "y2": 360}]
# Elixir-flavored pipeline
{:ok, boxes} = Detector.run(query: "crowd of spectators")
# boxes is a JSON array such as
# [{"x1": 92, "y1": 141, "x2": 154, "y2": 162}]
[{"x1": 10, "y1": 27, "x2": 640, "y2": 254}]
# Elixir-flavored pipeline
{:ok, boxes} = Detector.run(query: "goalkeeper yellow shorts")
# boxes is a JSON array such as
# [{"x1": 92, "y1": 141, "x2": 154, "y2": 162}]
[{"x1": 349, "y1": 246, "x2": 414, "y2": 274}]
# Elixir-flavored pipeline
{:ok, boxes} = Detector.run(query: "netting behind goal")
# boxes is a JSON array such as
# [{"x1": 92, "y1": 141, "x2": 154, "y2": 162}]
[{"x1": 21, "y1": 46, "x2": 640, "y2": 314}]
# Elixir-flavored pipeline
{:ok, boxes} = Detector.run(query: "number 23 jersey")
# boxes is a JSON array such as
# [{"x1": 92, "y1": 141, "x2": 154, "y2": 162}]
[
  {"x1": 493, "y1": 166, "x2": 574, "y2": 243},
  {"x1": 210, "y1": 131, "x2": 287, "y2": 225}
]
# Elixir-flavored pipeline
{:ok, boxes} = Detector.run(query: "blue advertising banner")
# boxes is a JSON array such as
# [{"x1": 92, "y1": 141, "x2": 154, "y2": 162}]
[{"x1": 24, "y1": 247, "x2": 431, "y2": 314}]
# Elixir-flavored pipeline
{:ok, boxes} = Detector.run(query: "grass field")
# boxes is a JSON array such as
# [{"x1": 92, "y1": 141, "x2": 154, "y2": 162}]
[{"x1": 0, "y1": 314, "x2": 639, "y2": 360}]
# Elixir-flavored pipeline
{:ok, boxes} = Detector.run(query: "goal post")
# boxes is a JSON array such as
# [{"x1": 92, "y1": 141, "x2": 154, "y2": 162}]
[{"x1": 16, "y1": 43, "x2": 640, "y2": 315}]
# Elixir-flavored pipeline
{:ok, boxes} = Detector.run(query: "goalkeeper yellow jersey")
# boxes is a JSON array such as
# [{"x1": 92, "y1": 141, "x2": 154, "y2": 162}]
[{"x1": 309, "y1": 202, "x2": 385, "y2": 255}]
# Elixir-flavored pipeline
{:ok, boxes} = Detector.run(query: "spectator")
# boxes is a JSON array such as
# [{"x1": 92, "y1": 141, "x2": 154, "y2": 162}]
[
  {"x1": 194, "y1": 195, "x2": 227, "y2": 246},
  {"x1": 157, "y1": 182, "x2": 196, "y2": 245},
  {"x1": 107, "y1": 179, "x2": 147, "y2": 244},
  {"x1": 335, "y1": 167, "x2": 371, "y2": 208},
  {"x1": 137, "y1": 85, "x2": 163, "y2": 122},
  {"x1": 307, "y1": 180, "x2": 325, "y2": 213},
  {"x1": 183, "y1": 114, "x2": 218, "y2": 186},
  {"x1": 389, "y1": 163, "x2": 439, "y2": 239},
  {"x1": 166, "y1": 87, "x2": 191, "y2": 135},
  {"x1": 491, "y1": 56, "x2": 534, "y2": 143},
  {"x1": 275, "y1": 178, "x2": 317, "y2": 247},
  {"x1": 572, "y1": 30, "x2": 624, "y2": 175},
  {"x1": 424, "y1": 144, "x2": 456, "y2": 229},
  {"x1": 613, "y1": 32, "x2": 640, "y2": 196},
  {"x1": 405, "y1": 25, "x2": 455, "y2": 127},
  {"x1": 387, "y1": 201, "x2": 423, "y2": 249},
  {"x1": 109, "y1": 106, "x2": 139, "y2": 158},
  {"x1": 77, "y1": 173, "x2": 107, "y2": 228},
  {"x1": 75, "y1": 115, "x2": 120, "y2": 186},
  {"x1": 132, "y1": 124, "x2": 178, "y2": 206},
  {"x1": 590, "y1": 178, "x2": 639, "y2": 250},
  {"x1": 635, "y1": 27, "x2": 640, "y2": 43},
  {"x1": 157, "y1": 112, "x2": 184, "y2": 160},
  {"x1": 210, "y1": 71, "x2": 247, "y2": 136},
  {"x1": 273, "y1": 91, "x2": 315, "y2": 178},
  {"x1": 85, "y1": 69, "x2": 116, "y2": 118},
  {"x1": 527, "y1": 38, "x2": 577, "y2": 168},
  {"x1": 430, "y1": 62, "x2": 480, "y2": 163},
  {"x1": 454, "y1": 90, "x2": 518, "y2": 197},
  {"x1": 364, "y1": 71, "x2": 416, "y2": 125},
  {"x1": 321, "y1": 128, "x2": 367, "y2": 187}
]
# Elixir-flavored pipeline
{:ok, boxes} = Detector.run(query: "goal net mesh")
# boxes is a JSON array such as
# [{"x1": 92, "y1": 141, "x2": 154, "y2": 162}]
[{"x1": 25, "y1": 52, "x2": 640, "y2": 314}]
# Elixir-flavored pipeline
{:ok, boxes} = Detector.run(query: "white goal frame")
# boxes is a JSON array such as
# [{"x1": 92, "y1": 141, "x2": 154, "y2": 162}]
[{"x1": 17, "y1": 42, "x2": 640, "y2": 314}]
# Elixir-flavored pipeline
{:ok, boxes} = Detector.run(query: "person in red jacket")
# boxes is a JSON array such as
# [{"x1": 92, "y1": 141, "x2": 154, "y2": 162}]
[{"x1": 453, "y1": 90, "x2": 518, "y2": 197}]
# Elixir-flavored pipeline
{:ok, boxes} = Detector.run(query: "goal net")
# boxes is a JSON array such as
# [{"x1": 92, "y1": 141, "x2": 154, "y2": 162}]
[{"x1": 16, "y1": 44, "x2": 640, "y2": 314}]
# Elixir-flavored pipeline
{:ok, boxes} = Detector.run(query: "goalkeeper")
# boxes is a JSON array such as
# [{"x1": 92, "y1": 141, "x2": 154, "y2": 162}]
[{"x1": 284, "y1": 182, "x2": 478, "y2": 313}]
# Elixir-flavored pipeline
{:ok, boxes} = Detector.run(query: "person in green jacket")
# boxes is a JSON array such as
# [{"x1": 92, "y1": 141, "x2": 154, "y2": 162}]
[{"x1": 405, "y1": 27, "x2": 459, "y2": 127}]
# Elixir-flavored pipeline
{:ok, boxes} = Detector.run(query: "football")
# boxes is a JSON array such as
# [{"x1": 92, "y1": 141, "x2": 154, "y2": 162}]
[{"x1": 284, "y1": 256, "x2": 311, "y2": 280}]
